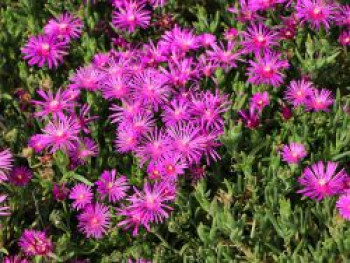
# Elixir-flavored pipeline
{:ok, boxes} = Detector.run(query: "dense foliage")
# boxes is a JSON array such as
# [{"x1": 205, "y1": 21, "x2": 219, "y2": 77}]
[{"x1": 1, "y1": 0, "x2": 350, "y2": 262}]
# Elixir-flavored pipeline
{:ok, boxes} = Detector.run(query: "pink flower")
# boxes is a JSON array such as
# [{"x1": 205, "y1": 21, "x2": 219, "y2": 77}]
[
  {"x1": 296, "y1": 0, "x2": 337, "y2": 30},
  {"x1": 336, "y1": 194, "x2": 350, "y2": 220},
  {"x1": 117, "y1": 206, "x2": 150, "y2": 236},
  {"x1": 281, "y1": 142, "x2": 307, "y2": 164},
  {"x1": 339, "y1": 31, "x2": 350, "y2": 46},
  {"x1": 238, "y1": 106, "x2": 260, "y2": 129},
  {"x1": 69, "y1": 183, "x2": 93, "y2": 210},
  {"x1": 19, "y1": 230, "x2": 53, "y2": 256},
  {"x1": 250, "y1": 91, "x2": 270, "y2": 111},
  {"x1": 53, "y1": 183, "x2": 70, "y2": 201},
  {"x1": 241, "y1": 23, "x2": 279, "y2": 54},
  {"x1": 298, "y1": 161, "x2": 347, "y2": 201},
  {"x1": 284, "y1": 79, "x2": 314, "y2": 107},
  {"x1": 3, "y1": 255, "x2": 29, "y2": 263},
  {"x1": 161, "y1": 98, "x2": 191, "y2": 127},
  {"x1": 22, "y1": 35, "x2": 68, "y2": 69},
  {"x1": 78, "y1": 203, "x2": 111, "y2": 239},
  {"x1": 0, "y1": 149, "x2": 13, "y2": 182},
  {"x1": 8, "y1": 166, "x2": 32, "y2": 187},
  {"x1": 336, "y1": 5, "x2": 350, "y2": 27},
  {"x1": 44, "y1": 13, "x2": 83, "y2": 41},
  {"x1": 69, "y1": 66, "x2": 103, "y2": 91},
  {"x1": 206, "y1": 40, "x2": 240, "y2": 72},
  {"x1": 69, "y1": 138, "x2": 99, "y2": 166},
  {"x1": 228, "y1": 0, "x2": 264, "y2": 22},
  {"x1": 157, "y1": 153, "x2": 188, "y2": 179},
  {"x1": 306, "y1": 88, "x2": 334, "y2": 112},
  {"x1": 101, "y1": 75, "x2": 131, "y2": 100},
  {"x1": 112, "y1": 1, "x2": 151, "y2": 33},
  {"x1": 40, "y1": 115, "x2": 80, "y2": 153},
  {"x1": 247, "y1": 50, "x2": 289, "y2": 87},
  {"x1": 96, "y1": 170, "x2": 130, "y2": 203},
  {"x1": 0, "y1": 194, "x2": 10, "y2": 217}
]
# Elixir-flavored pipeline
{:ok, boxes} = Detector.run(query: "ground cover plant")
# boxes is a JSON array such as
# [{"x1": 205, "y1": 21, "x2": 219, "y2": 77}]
[{"x1": 1, "y1": 0, "x2": 350, "y2": 262}]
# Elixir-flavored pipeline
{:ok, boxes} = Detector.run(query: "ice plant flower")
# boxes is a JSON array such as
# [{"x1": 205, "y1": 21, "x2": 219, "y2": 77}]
[
  {"x1": 0, "y1": 149, "x2": 13, "y2": 182},
  {"x1": 336, "y1": 5, "x2": 350, "y2": 27},
  {"x1": 112, "y1": 1, "x2": 151, "y2": 33},
  {"x1": 284, "y1": 79, "x2": 314, "y2": 107},
  {"x1": 298, "y1": 161, "x2": 347, "y2": 201},
  {"x1": 117, "y1": 206, "x2": 150, "y2": 236},
  {"x1": 96, "y1": 170, "x2": 130, "y2": 203},
  {"x1": 238, "y1": 106, "x2": 260, "y2": 129},
  {"x1": 0, "y1": 194, "x2": 10, "y2": 217},
  {"x1": 206, "y1": 40, "x2": 240, "y2": 72},
  {"x1": 336, "y1": 194, "x2": 350, "y2": 220},
  {"x1": 3, "y1": 255, "x2": 29, "y2": 263},
  {"x1": 69, "y1": 138, "x2": 99, "y2": 166},
  {"x1": 161, "y1": 98, "x2": 191, "y2": 126},
  {"x1": 241, "y1": 23, "x2": 279, "y2": 54},
  {"x1": 44, "y1": 13, "x2": 83, "y2": 41},
  {"x1": 69, "y1": 66, "x2": 103, "y2": 91},
  {"x1": 53, "y1": 183, "x2": 70, "y2": 201},
  {"x1": 281, "y1": 142, "x2": 307, "y2": 164},
  {"x1": 19, "y1": 230, "x2": 53, "y2": 257},
  {"x1": 22, "y1": 35, "x2": 67, "y2": 69},
  {"x1": 40, "y1": 115, "x2": 80, "y2": 153},
  {"x1": 250, "y1": 91, "x2": 270, "y2": 112},
  {"x1": 295, "y1": 0, "x2": 336, "y2": 30},
  {"x1": 247, "y1": 51, "x2": 289, "y2": 87},
  {"x1": 306, "y1": 88, "x2": 334, "y2": 112},
  {"x1": 78, "y1": 203, "x2": 111, "y2": 239},
  {"x1": 69, "y1": 183, "x2": 93, "y2": 210},
  {"x1": 8, "y1": 166, "x2": 32, "y2": 187},
  {"x1": 339, "y1": 31, "x2": 350, "y2": 46}
]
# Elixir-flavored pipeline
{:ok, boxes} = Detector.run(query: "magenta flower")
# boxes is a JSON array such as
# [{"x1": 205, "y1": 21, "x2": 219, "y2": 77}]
[
  {"x1": 28, "y1": 134, "x2": 48, "y2": 153},
  {"x1": 44, "y1": 13, "x2": 83, "y2": 41},
  {"x1": 53, "y1": 183, "x2": 70, "y2": 201},
  {"x1": 224, "y1": 28, "x2": 239, "y2": 41},
  {"x1": 198, "y1": 33, "x2": 217, "y2": 48},
  {"x1": 127, "y1": 181, "x2": 176, "y2": 226},
  {"x1": 281, "y1": 142, "x2": 307, "y2": 164},
  {"x1": 228, "y1": 0, "x2": 264, "y2": 22},
  {"x1": 96, "y1": 170, "x2": 130, "y2": 203},
  {"x1": 161, "y1": 98, "x2": 191, "y2": 127},
  {"x1": 167, "y1": 123, "x2": 206, "y2": 165},
  {"x1": 115, "y1": 127, "x2": 140, "y2": 153},
  {"x1": 284, "y1": 79, "x2": 314, "y2": 107},
  {"x1": 148, "y1": 0, "x2": 166, "y2": 7},
  {"x1": 112, "y1": 1, "x2": 151, "y2": 33},
  {"x1": 161, "y1": 57, "x2": 196, "y2": 87},
  {"x1": 22, "y1": 35, "x2": 67, "y2": 69},
  {"x1": 241, "y1": 23, "x2": 279, "y2": 54},
  {"x1": 298, "y1": 161, "x2": 347, "y2": 201},
  {"x1": 250, "y1": 91, "x2": 270, "y2": 111},
  {"x1": 69, "y1": 138, "x2": 99, "y2": 166},
  {"x1": 109, "y1": 100, "x2": 143, "y2": 124},
  {"x1": 119, "y1": 111, "x2": 155, "y2": 137},
  {"x1": 336, "y1": 194, "x2": 350, "y2": 220},
  {"x1": 339, "y1": 31, "x2": 350, "y2": 46},
  {"x1": 206, "y1": 40, "x2": 240, "y2": 72},
  {"x1": 69, "y1": 183, "x2": 93, "y2": 210},
  {"x1": 157, "y1": 153, "x2": 188, "y2": 179},
  {"x1": 0, "y1": 195, "x2": 10, "y2": 217},
  {"x1": 306, "y1": 88, "x2": 334, "y2": 112},
  {"x1": 117, "y1": 206, "x2": 150, "y2": 236},
  {"x1": 74, "y1": 104, "x2": 99, "y2": 134},
  {"x1": 8, "y1": 166, "x2": 32, "y2": 187},
  {"x1": 249, "y1": 0, "x2": 287, "y2": 12},
  {"x1": 0, "y1": 149, "x2": 13, "y2": 182},
  {"x1": 40, "y1": 115, "x2": 80, "y2": 153},
  {"x1": 197, "y1": 54, "x2": 220, "y2": 78},
  {"x1": 19, "y1": 230, "x2": 53, "y2": 256},
  {"x1": 238, "y1": 106, "x2": 260, "y2": 129},
  {"x1": 78, "y1": 203, "x2": 111, "y2": 239},
  {"x1": 101, "y1": 75, "x2": 130, "y2": 100},
  {"x1": 32, "y1": 88, "x2": 75, "y2": 119},
  {"x1": 247, "y1": 51, "x2": 289, "y2": 87},
  {"x1": 296, "y1": 0, "x2": 337, "y2": 30},
  {"x1": 69, "y1": 66, "x2": 103, "y2": 91},
  {"x1": 3, "y1": 255, "x2": 29, "y2": 263},
  {"x1": 336, "y1": 5, "x2": 350, "y2": 27}
]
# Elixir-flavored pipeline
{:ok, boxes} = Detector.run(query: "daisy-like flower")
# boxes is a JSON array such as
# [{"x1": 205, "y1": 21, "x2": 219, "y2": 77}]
[
  {"x1": 32, "y1": 88, "x2": 75, "y2": 119},
  {"x1": 69, "y1": 183, "x2": 93, "y2": 210},
  {"x1": 119, "y1": 111, "x2": 156, "y2": 137},
  {"x1": 161, "y1": 98, "x2": 191, "y2": 127},
  {"x1": 158, "y1": 153, "x2": 188, "y2": 180},
  {"x1": 8, "y1": 166, "x2": 32, "y2": 187},
  {"x1": 336, "y1": 194, "x2": 350, "y2": 220},
  {"x1": 197, "y1": 54, "x2": 220, "y2": 78},
  {"x1": 74, "y1": 104, "x2": 99, "y2": 134},
  {"x1": 298, "y1": 161, "x2": 347, "y2": 201},
  {"x1": 247, "y1": 50, "x2": 289, "y2": 87},
  {"x1": 101, "y1": 75, "x2": 130, "y2": 101},
  {"x1": 28, "y1": 134, "x2": 48, "y2": 153},
  {"x1": 161, "y1": 57, "x2": 196, "y2": 87},
  {"x1": 52, "y1": 183, "x2": 70, "y2": 201},
  {"x1": 130, "y1": 69, "x2": 170, "y2": 110},
  {"x1": 115, "y1": 127, "x2": 140, "y2": 153},
  {"x1": 238, "y1": 106, "x2": 260, "y2": 129},
  {"x1": 248, "y1": 0, "x2": 287, "y2": 12},
  {"x1": 109, "y1": 100, "x2": 143, "y2": 124},
  {"x1": 250, "y1": 91, "x2": 270, "y2": 111},
  {"x1": 69, "y1": 138, "x2": 99, "y2": 166},
  {"x1": 281, "y1": 142, "x2": 307, "y2": 164},
  {"x1": 96, "y1": 170, "x2": 130, "y2": 203},
  {"x1": 78, "y1": 203, "x2": 111, "y2": 239},
  {"x1": 117, "y1": 206, "x2": 150, "y2": 236},
  {"x1": 336, "y1": 5, "x2": 350, "y2": 27},
  {"x1": 22, "y1": 35, "x2": 67, "y2": 69},
  {"x1": 306, "y1": 88, "x2": 334, "y2": 112},
  {"x1": 0, "y1": 149, "x2": 13, "y2": 182},
  {"x1": 127, "y1": 181, "x2": 176, "y2": 226},
  {"x1": 228, "y1": 0, "x2": 264, "y2": 22},
  {"x1": 3, "y1": 255, "x2": 29, "y2": 263},
  {"x1": 40, "y1": 115, "x2": 80, "y2": 153},
  {"x1": 69, "y1": 66, "x2": 103, "y2": 91},
  {"x1": 284, "y1": 79, "x2": 314, "y2": 107},
  {"x1": 0, "y1": 195, "x2": 10, "y2": 217},
  {"x1": 44, "y1": 13, "x2": 83, "y2": 41},
  {"x1": 198, "y1": 33, "x2": 217, "y2": 48},
  {"x1": 19, "y1": 230, "x2": 53, "y2": 257},
  {"x1": 339, "y1": 31, "x2": 350, "y2": 46},
  {"x1": 241, "y1": 23, "x2": 279, "y2": 54},
  {"x1": 296, "y1": 0, "x2": 337, "y2": 30},
  {"x1": 224, "y1": 28, "x2": 239, "y2": 41},
  {"x1": 112, "y1": 1, "x2": 151, "y2": 33},
  {"x1": 148, "y1": 0, "x2": 166, "y2": 8},
  {"x1": 167, "y1": 123, "x2": 205, "y2": 164},
  {"x1": 206, "y1": 40, "x2": 240, "y2": 72}
]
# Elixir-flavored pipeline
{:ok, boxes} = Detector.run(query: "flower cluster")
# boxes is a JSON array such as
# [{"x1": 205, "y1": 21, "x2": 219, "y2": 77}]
[{"x1": 22, "y1": 13, "x2": 83, "y2": 68}]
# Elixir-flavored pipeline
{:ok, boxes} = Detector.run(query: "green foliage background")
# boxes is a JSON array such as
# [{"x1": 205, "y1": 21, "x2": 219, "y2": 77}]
[{"x1": 1, "y1": 0, "x2": 350, "y2": 262}]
